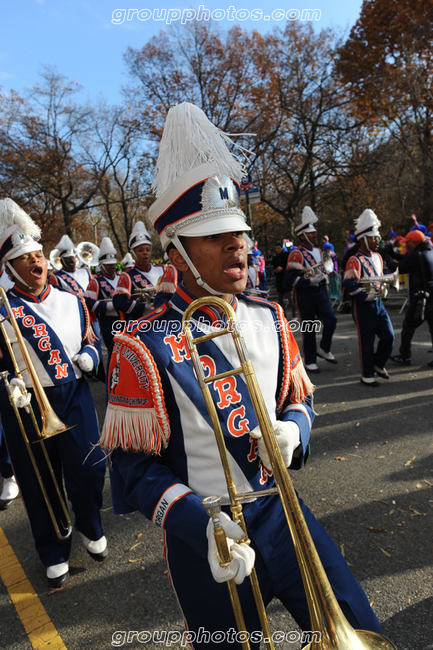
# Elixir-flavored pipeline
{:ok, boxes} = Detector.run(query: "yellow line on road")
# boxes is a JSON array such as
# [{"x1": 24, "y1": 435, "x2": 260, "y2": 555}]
[{"x1": 0, "y1": 526, "x2": 66, "y2": 649}]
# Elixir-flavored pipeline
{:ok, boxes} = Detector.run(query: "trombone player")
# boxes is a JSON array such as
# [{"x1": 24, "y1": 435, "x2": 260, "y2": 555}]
[
  {"x1": 101, "y1": 104, "x2": 382, "y2": 648},
  {"x1": 0, "y1": 198, "x2": 107, "y2": 587}
]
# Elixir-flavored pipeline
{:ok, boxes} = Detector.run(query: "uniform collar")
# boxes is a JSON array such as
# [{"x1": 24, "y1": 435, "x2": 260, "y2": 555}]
[
  {"x1": 135, "y1": 263, "x2": 151, "y2": 273},
  {"x1": 10, "y1": 284, "x2": 51, "y2": 303},
  {"x1": 170, "y1": 283, "x2": 237, "y2": 325}
]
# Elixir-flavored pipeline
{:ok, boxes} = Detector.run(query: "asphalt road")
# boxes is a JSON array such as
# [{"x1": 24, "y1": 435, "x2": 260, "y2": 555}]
[{"x1": 0, "y1": 300, "x2": 432, "y2": 650}]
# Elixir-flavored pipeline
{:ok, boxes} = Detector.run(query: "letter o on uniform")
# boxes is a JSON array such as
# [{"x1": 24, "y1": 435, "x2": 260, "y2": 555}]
[{"x1": 23, "y1": 315, "x2": 35, "y2": 327}]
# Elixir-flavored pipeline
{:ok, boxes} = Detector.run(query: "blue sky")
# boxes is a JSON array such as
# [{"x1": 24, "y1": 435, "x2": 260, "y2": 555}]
[{"x1": 0, "y1": 0, "x2": 363, "y2": 105}]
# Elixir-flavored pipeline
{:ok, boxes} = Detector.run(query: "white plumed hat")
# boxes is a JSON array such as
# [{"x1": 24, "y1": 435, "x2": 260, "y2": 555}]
[
  {"x1": 354, "y1": 209, "x2": 381, "y2": 239},
  {"x1": 148, "y1": 102, "x2": 251, "y2": 251},
  {"x1": 99, "y1": 236, "x2": 118, "y2": 264},
  {"x1": 294, "y1": 206, "x2": 318, "y2": 236},
  {"x1": 121, "y1": 252, "x2": 135, "y2": 268},
  {"x1": 128, "y1": 221, "x2": 152, "y2": 250},
  {"x1": 55, "y1": 234, "x2": 76, "y2": 258},
  {"x1": 0, "y1": 198, "x2": 42, "y2": 262}
]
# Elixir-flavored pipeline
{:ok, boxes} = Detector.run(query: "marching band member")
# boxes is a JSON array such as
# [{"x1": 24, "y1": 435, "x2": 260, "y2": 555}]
[
  {"x1": 120, "y1": 252, "x2": 135, "y2": 269},
  {"x1": 112, "y1": 222, "x2": 177, "y2": 322},
  {"x1": 85, "y1": 236, "x2": 120, "y2": 349},
  {"x1": 283, "y1": 207, "x2": 338, "y2": 373},
  {"x1": 101, "y1": 103, "x2": 382, "y2": 649},
  {"x1": 49, "y1": 235, "x2": 92, "y2": 296},
  {"x1": 342, "y1": 209, "x2": 395, "y2": 386},
  {"x1": 0, "y1": 198, "x2": 107, "y2": 587}
]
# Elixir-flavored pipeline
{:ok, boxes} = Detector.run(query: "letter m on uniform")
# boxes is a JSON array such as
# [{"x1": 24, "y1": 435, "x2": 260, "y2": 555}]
[{"x1": 219, "y1": 187, "x2": 229, "y2": 200}]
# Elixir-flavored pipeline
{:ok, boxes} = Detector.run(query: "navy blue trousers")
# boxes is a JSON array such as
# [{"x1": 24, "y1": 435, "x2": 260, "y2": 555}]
[
  {"x1": 0, "y1": 378, "x2": 105, "y2": 566},
  {"x1": 0, "y1": 423, "x2": 13, "y2": 479},
  {"x1": 293, "y1": 286, "x2": 337, "y2": 364},
  {"x1": 352, "y1": 299, "x2": 395, "y2": 378},
  {"x1": 165, "y1": 494, "x2": 381, "y2": 649}
]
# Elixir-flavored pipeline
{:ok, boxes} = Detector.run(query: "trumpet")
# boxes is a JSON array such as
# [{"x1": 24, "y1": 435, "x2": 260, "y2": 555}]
[
  {"x1": 303, "y1": 258, "x2": 334, "y2": 278},
  {"x1": 182, "y1": 297, "x2": 397, "y2": 650},
  {"x1": 132, "y1": 287, "x2": 156, "y2": 302},
  {"x1": 0, "y1": 287, "x2": 73, "y2": 540},
  {"x1": 358, "y1": 272, "x2": 399, "y2": 293}
]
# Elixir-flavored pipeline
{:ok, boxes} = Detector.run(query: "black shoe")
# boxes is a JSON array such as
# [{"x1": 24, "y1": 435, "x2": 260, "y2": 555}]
[
  {"x1": 47, "y1": 568, "x2": 70, "y2": 588},
  {"x1": 428, "y1": 360, "x2": 433, "y2": 368},
  {"x1": 360, "y1": 378, "x2": 380, "y2": 387},
  {"x1": 86, "y1": 547, "x2": 108, "y2": 562},
  {"x1": 374, "y1": 366, "x2": 390, "y2": 379},
  {"x1": 0, "y1": 497, "x2": 16, "y2": 510},
  {"x1": 390, "y1": 355, "x2": 411, "y2": 366}
]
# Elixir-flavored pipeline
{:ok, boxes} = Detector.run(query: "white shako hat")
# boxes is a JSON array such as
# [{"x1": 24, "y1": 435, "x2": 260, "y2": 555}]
[
  {"x1": 294, "y1": 206, "x2": 318, "y2": 236},
  {"x1": 148, "y1": 102, "x2": 251, "y2": 295},
  {"x1": 55, "y1": 234, "x2": 76, "y2": 258},
  {"x1": 0, "y1": 198, "x2": 43, "y2": 288},
  {"x1": 128, "y1": 221, "x2": 152, "y2": 250},
  {"x1": 0, "y1": 198, "x2": 42, "y2": 263},
  {"x1": 355, "y1": 209, "x2": 381, "y2": 239},
  {"x1": 99, "y1": 236, "x2": 118, "y2": 265},
  {"x1": 121, "y1": 252, "x2": 135, "y2": 268}
]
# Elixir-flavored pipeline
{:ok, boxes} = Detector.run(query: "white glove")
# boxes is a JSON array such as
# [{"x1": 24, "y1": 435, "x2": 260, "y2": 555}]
[
  {"x1": 365, "y1": 289, "x2": 378, "y2": 302},
  {"x1": 73, "y1": 352, "x2": 94, "y2": 373},
  {"x1": 310, "y1": 273, "x2": 325, "y2": 285},
  {"x1": 9, "y1": 378, "x2": 31, "y2": 409},
  {"x1": 250, "y1": 420, "x2": 300, "y2": 470},
  {"x1": 207, "y1": 512, "x2": 255, "y2": 585},
  {"x1": 105, "y1": 301, "x2": 117, "y2": 316}
]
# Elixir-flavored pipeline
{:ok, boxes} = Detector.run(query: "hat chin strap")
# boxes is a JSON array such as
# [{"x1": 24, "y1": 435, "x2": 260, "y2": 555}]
[
  {"x1": 6, "y1": 261, "x2": 34, "y2": 290},
  {"x1": 304, "y1": 233, "x2": 315, "y2": 248},
  {"x1": 172, "y1": 235, "x2": 223, "y2": 296},
  {"x1": 363, "y1": 236, "x2": 372, "y2": 254}
]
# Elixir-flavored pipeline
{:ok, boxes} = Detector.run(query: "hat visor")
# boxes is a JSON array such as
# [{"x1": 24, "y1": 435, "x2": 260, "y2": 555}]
[
  {"x1": 295, "y1": 225, "x2": 317, "y2": 235},
  {"x1": 179, "y1": 214, "x2": 251, "y2": 238}
]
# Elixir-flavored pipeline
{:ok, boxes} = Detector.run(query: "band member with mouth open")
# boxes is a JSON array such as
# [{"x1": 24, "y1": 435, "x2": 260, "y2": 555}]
[
  {"x1": 0, "y1": 198, "x2": 107, "y2": 588},
  {"x1": 100, "y1": 104, "x2": 382, "y2": 649}
]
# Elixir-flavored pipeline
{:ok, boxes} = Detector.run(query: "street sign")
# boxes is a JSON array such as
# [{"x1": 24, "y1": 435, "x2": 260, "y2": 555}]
[
  {"x1": 240, "y1": 174, "x2": 253, "y2": 190},
  {"x1": 240, "y1": 187, "x2": 261, "y2": 204}
]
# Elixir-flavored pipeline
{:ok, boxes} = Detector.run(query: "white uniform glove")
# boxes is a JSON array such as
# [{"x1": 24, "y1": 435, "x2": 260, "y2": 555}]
[
  {"x1": 309, "y1": 272, "x2": 326, "y2": 285},
  {"x1": 9, "y1": 378, "x2": 31, "y2": 409},
  {"x1": 105, "y1": 301, "x2": 117, "y2": 317},
  {"x1": 207, "y1": 512, "x2": 255, "y2": 585},
  {"x1": 250, "y1": 420, "x2": 300, "y2": 470},
  {"x1": 73, "y1": 352, "x2": 94, "y2": 373},
  {"x1": 365, "y1": 289, "x2": 378, "y2": 302}
]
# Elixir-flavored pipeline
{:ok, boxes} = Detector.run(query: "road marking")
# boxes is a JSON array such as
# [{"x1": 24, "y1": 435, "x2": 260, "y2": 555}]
[{"x1": 0, "y1": 526, "x2": 66, "y2": 649}]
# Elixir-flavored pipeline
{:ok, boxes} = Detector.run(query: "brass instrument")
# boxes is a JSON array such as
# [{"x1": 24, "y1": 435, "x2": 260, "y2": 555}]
[
  {"x1": 359, "y1": 272, "x2": 399, "y2": 293},
  {"x1": 77, "y1": 241, "x2": 100, "y2": 268},
  {"x1": 0, "y1": 287, "x2": 73, "y2": 540},
  {"x1": 49, "y1": 248, "x2": 63, "y2": 271},
  {"x1": 303, "y1": 259, "x2": 334, "y2": 278},
  {"x1": 182, "y1": 296, "x2": 397, "y2": 650},
  {"x1": 132, "y1": 287, "x2": 156, "y2": 303}
]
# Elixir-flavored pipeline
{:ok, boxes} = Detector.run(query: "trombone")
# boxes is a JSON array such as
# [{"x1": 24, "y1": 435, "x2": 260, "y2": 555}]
[
  {"x1": 182, "y1": 296, "x2": 397, "y2": 650},
  {"x1": 0, "y1": 287, "x2": 73, "y2": 540}
]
